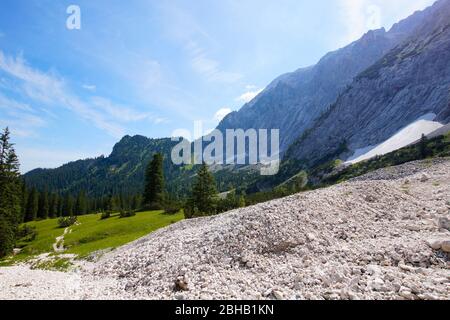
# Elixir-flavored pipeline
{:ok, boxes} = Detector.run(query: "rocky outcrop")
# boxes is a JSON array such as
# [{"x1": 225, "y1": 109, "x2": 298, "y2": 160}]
[
  {"x1": 287, "y1": 0, "x2": 450, "y2": 165},
  {"x1": 217, "y1": 1, "x2": 440, "y2": 155}
]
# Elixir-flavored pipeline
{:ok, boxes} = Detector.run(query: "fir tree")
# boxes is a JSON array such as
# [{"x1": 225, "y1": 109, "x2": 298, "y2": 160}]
[
  {"x1": 0, "y1": 127, "x2": 22, "y2": 257},
  {"x1": 25, "y1": 188, "x2": 38, "y2": 222},
  {"x1": 188, "y1": 163, "x2": 218, "y2": 217},
  {"x1": 62, "y1": 194, "x2": 74, "y2": 217},
  {"x1": 74, "y1": 191, "x2": 87, "y2": 215},
  {"x1": 48, "y1": 193, "x2": 59, "y2": 218},
  {"x1": 143, "y1": 153, "x2": 166, "y2": 209},
  {"x1": 37, "y1": 191, "x2": 49, "y2": 219},
  {"x1": 419, "y1": 134, "x2": 429, "y2": 158}
]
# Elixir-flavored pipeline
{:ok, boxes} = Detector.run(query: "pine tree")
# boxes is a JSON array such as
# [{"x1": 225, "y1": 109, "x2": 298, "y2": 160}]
[
  {"x1": 0, "y1": 127, "x2": 22, "y2": 257},
  {"x1": 20, "y1": 182, "x2": 28, "y2": 223},
  {"x1": 62, "y1": 194, "x2": 74, "y2": 217},
  {"x1": 48, "y1": 193, "x2": 59, "y2": 218},
  {"x1": 37, "y1": 191, "x2": 49, "y2": 219},
  {"x1": 188, "y1": 163, "x2": 218, "y2": 217},
  {"x1": 419, "y1": 134, "x2": 429, "y2": 158},
  {"x1": 25, "y1": 188, "x2": 38, "y2": 222},
  {"x1": 143, "y1": 153, "x2": 166, "y2": 210},
  {"x1": 74, "y1": 191, "x2": 87, "y2": 215}
]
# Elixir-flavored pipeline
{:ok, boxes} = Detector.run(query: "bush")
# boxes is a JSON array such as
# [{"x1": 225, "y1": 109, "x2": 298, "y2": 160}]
[
  {"x1": 17, "y1": 224, "x2": 38, "y2": 242},
  {"x1": 100, "y1": 211, "x2": 111, "y2": 220},
  {"x1": 0, "y1": 218, "x2": 15, "y2": 258},
  {"x1": 58, "y1": 216, "x2": 77, "y2": 228},
  {"x1": 119, "y1": 210, "x2": 136, "y2": 218},
  {"x1": 163, "y1": 204, "x2": 181, "y2": 215}
]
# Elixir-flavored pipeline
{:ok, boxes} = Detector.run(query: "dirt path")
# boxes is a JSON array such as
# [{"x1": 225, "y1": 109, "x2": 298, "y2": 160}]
[{"x1": 52, "y1": 227, "x2": 71, "y2": 253}]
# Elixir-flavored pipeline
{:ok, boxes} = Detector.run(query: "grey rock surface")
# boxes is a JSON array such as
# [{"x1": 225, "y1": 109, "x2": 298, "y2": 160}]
[
  {"x1": 288, "y1": 0, "x2": 450, "y2": 164},
  {"x1": 2, "y1": 158, "x2": 448, "y2": 300}
]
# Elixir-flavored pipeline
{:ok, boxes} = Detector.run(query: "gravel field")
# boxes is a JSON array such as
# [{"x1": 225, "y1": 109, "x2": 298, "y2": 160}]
[{"x1": 1, "y1": 159, "x2": 449, "y2": 300}]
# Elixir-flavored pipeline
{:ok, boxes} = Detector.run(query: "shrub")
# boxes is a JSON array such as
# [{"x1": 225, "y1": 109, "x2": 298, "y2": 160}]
[
  {"x1": 163, "y1": 204, "x2": 181, "y2": 215},
  {"x1": 58, "y1": 216, "x2": 77, "y2": 228},
  {"x1": 0, "y1": 218, "x2": 15, "y2": 258},
  {"x1": 17, "y1": 224, "x2": 38, "y2": 242},
  {"x1": 119, "y1": 210, "x2": 136, "y2": 218},
  {"x1": 100, "y1": 211, "x2": 111, "y2": 220}
]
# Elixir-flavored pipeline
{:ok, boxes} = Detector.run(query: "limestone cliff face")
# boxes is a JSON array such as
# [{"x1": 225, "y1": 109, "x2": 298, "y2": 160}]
[
  {"x1": 287, "y1": 0, "x2": 450, "y2": 165},
  {"x1": 217, "y1": 2, "x2": 433, "y2": 155}
]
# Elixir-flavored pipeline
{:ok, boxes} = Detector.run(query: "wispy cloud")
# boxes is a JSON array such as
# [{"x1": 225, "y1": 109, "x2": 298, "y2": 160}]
[
  {"x1": 0, "y1": 93, "x2": 46, "y2": 137},
  {"x1": 82, "y1": 84, "x2": 96, "y2": 91},
  {"x1": 91, "y1": 96, "x2": 167, "y2": 124},
  {"x1": 0, "y1": 50, "x2": 167, "y2": 138},
  {"x1": 186, "y1": 41, "x2": 243, "y2": 83},
  {"x1": 214, "y1": 107, "x2": 232, "y2": 122},
  {"x1": 236, "y1": 87, "x2": 264, "y2": 103},
  {"x1": 337, "y1": 0, "x2": 435, "y2": 47}
]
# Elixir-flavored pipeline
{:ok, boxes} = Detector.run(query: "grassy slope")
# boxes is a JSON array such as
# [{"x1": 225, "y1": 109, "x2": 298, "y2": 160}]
[{"x1": 1, "y1": 210, "x2": 183, "y2": 266}]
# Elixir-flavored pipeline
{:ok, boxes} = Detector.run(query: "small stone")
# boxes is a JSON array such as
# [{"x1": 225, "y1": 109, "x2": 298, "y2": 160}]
[
  {"x1": 420, "y1": 174, "x2": 430, "y2": 182},
  {"x1": 426, "y1": 239, "x2": 442, "y2": 250},
  {"x1": 399, "y1": 289, "x2": 414, "y2": 300},
  {"x1": 306, "y1": 233, "x2": 316, "y2": 242},
  {"x1": 272, "y1": 290, "x2": 284, "y2": 300},
  {"x1": 370, "y1": 278, "x2": 385, "y2": 291},
  {"x1": 438, "y1": 218, "x2": 450, "y2": 231},
  {"x1": 179, "y1": 267, "x2": 188, "y2": 276},
  {"x1": 398, "y1": 263, "x2": 414, "y2": 272},
  {"x1": 441, "y1": 240, "x2": 450, "y2": 253}
]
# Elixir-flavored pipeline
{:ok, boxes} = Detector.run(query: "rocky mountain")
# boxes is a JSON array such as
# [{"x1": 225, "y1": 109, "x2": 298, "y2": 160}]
[
  {"x1": 23, "y1": 1, "x2": 450, "y2": 197},
  {"x1": 286, "y1": 0, "x2": 450, "y2": 166},
  {"x1": 23, "y1": 136, "x2": 192, "y2": 197},
  {"x1": 217, "y1": 3, "x2": 434, "y2": 155}
]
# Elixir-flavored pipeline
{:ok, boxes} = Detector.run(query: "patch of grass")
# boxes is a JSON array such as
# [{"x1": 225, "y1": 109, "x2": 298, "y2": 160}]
[
  {"x1": 30, "y1": 257, "x2": 73, "y2": 272},
  {"x1": 62, "y1": 210, "x2": 183, "y2": 257},
  {"x1": 1, "y1": 210, "x2": 183, "y2": 264}
]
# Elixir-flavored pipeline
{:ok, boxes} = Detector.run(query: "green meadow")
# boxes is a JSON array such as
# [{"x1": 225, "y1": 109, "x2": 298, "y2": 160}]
[{"x1": 0, "y1": 210, "x2": 183, "y2": 267}]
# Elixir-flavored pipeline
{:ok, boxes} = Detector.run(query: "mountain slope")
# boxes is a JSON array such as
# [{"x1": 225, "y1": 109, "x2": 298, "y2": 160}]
[
  {"x1": 287, "y1": 0, "x2": 450, "y2": 166},
  {"x1": 23, "y1": 136, "x2": 193, "y2": 197},
  {"x1": 3, "y1": 159, "x2": 449, "y2": 299},
  {"x1": 217, "y1": 5, "x2": 434, "y2": 154}
]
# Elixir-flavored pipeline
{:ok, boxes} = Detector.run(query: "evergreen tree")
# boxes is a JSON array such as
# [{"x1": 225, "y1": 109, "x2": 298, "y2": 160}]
[
  {"x1": 20, "y1": 182, "x2": 28, "y2": 223},
  {"x1": 0, "y1": 127, "x2": 22, "y2": 257},
  {"x1": 188, "y1": 163, "x2": 218, "y2": 217},
  {"x1": 74, "y1": 191, "x2": 87, "y2": 215},
  {"x1": 143, "y1": 153, "x2": 166, "y2": 209},
  {"x1": 62, "y1": 194, "x2": 74, "y2": 217},
  {"x1": 25, "y1": 188, "x2": 38, "y2": 222},
  {"x1": 37, "y1": 191, "x2": 49, "y2": 219},
  {"x1": 48, "y1": 193, "x2": 59, "y2": 218},
  {"x1": 419, "y1": 134, "x2": 429, "y2": 158},
  {"x1": 106, "y1": 195, "x2": 116, "y2": 213}
]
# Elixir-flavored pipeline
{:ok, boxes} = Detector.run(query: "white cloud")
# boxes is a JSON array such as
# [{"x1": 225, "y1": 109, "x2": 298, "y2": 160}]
[
  {"x1": 82, "y1": 84, "x2": 96, "y2": 91},
  {"x1": 214, "y1": 108, "x2": 232, "y2": 122},
  {"x1": 0, "y1": 93, "x2": 46, "y2": 137},
  {"x1": 91, "y1": 96, "x2": 167, "y2": 124},
  {"x1": 336, "y1": 0, "x2": 435, "y2": 47},
  {"x1": 0, "y1": 50, "x2": 167, "y2": 138},
  {"x1": 236, "y1": 87, "x2": 264, "y2": 103},
  {"x1": 186, "y1": 41, "x2": 243, "y2": 83}
]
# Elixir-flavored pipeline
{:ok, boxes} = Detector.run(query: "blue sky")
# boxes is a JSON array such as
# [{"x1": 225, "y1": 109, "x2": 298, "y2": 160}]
[{"x1": 0, "y1": 0, "x2": 435, "y2": 172}]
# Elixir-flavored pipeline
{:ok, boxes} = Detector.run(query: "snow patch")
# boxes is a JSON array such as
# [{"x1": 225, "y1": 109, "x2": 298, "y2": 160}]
[{"x1": 346, "y1": 113, "x2": 443, "y2": 164}]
